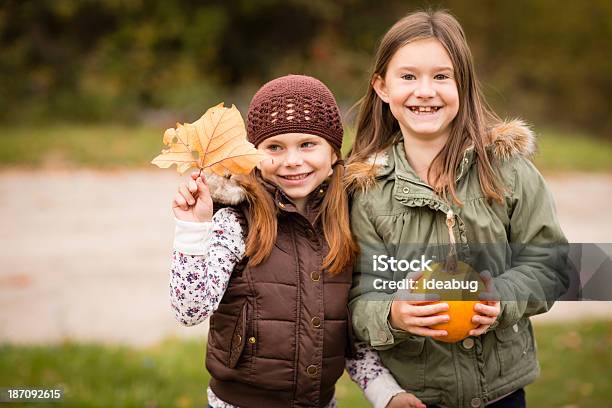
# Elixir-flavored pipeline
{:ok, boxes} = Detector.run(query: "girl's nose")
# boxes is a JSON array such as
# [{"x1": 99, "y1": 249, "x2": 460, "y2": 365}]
[
  {"x1": 414, "y1": 80, "x2": 436, "y2": 98},
  {"x1": 284, "y1": 150, "x2": 304, "y2": 166}
]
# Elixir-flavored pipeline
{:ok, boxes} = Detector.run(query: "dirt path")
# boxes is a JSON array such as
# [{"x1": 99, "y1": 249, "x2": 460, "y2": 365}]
[{"x1": 0, "y1": 170, "x2": 611, "y2": 346}]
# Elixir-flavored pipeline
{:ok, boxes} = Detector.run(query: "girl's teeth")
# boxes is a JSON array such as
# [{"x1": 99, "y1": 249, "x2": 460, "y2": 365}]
[
  {"x1": 410, "y1": 106, "x2": 440, "y2": 114},
  {"x1": 284, "y1": 173, "x2": 309, "y2": 180}
]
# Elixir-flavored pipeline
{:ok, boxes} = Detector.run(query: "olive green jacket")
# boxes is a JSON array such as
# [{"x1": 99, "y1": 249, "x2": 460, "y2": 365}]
[{"x1": 347, "y1": 120, "x2": 569, "y2": 408}]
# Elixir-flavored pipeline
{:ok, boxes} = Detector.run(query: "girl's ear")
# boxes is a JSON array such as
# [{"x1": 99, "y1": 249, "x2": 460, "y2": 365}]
[
  {"x1": 372, "y1": 74, "x2": 390, "y2": 103},
  {"x1": 328, "y1": 151, "x2": 338, "y2": 177}
]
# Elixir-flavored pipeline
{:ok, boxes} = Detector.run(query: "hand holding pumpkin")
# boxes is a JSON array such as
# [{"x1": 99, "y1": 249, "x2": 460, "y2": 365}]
[
  {"x1": 469, "y1": 270, "x2": 501, "y2": 336},
  {"x1": 391, "y1": 263, "x2": 501, "y2": 342},
  {"x1": 389, "y1": 271, "x2": 450, "y2": 338}
]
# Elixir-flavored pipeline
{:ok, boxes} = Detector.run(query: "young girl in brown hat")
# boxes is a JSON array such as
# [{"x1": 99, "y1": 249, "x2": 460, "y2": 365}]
[{"x1": 169, "y1": 75, "x2": 425, "y2": 408}]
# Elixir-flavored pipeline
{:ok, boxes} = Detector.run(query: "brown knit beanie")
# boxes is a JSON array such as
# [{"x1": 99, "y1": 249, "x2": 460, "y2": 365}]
[{"x1": 247, "y1": 74, "x2": 343, "y2": 150}]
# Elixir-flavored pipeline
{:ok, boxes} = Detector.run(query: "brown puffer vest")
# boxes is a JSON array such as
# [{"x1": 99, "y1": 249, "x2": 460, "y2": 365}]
[{"x1": 205, "y1": 173, "x2": 353, "y2": 408}]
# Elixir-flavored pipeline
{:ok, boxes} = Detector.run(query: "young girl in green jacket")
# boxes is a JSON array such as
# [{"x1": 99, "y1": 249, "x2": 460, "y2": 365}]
[{"x1": 346, "y1": 10, "x2": 569, "y2": 408}]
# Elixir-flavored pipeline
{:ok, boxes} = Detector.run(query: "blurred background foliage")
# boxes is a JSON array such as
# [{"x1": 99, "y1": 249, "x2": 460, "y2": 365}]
[{"x1": 2, "y1": 0, "x2": 611, "y2": 137}]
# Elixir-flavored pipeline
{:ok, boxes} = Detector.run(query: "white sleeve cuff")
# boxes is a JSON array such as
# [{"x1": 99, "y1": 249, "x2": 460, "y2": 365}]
[
  {"x1": 173, "y1": 218, "x2": 214, "y2": 255},
  {"x1": 365, "y1": 371, "x2": 405, "y2": 408}
]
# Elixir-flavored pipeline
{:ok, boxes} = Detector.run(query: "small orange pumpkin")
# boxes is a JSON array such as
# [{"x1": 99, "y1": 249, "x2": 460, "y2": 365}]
[{"x1": 413, "y1": 261, "x2": 485, "y2": 343}]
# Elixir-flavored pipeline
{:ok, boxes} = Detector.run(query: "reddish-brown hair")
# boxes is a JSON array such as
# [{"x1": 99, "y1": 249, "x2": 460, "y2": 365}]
[
  {"x1": 240, "y1": 150, "x2": 358, "y2": 276},
  {"x1": 348, "y1": 9, "x2": 504, "y2": 204}
]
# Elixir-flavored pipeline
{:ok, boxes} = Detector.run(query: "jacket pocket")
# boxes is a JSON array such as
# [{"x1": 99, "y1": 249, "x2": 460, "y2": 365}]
[
  {"x1": 494, "y1": 319, "x2": 534, "y2": 377},
  {"x1": 386, "y1": 336, "x2": 426, "y2": 390},
  {"x1": 400, "y1": 335, "x2": 426, "y2": 356},
  {"x1": 227, "y1": 300, "x2": 248, "y2": 368}
]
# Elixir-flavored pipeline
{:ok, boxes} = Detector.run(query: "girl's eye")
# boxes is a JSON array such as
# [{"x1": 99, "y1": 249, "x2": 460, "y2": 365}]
[
  {"x1": 267, "y1": 145, "x2": 282, "y2": 152},
  {"x1": 434, "y1": 74, "x2": 450, "y2": 80},
  {"x1": 301, "y1": 142, "x2": 315, "y2": 148},
  {"x1": 401, "y1": 74, "x2": 416, "y2": 80}
]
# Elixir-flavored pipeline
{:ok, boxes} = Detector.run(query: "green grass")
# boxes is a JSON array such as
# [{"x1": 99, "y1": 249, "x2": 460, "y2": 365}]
[
  {"x1": 535, "y1": 129, "x2": 612, "y2": 172},
  {"x1": 1, "y1": 321, "x2": 611, "y2": 407},
  {"x1": 529, "y1": 321, "x2": 612, "y2": 407},
  {"x1": 1, "y1": 124, "x2": 611, "y2": 172},
  {"x1": 0, "y1": 338, "x2": 364, "y2": 408},
  {"x1": 0, "y1": 125, "x2": 161, "y2": 169}
]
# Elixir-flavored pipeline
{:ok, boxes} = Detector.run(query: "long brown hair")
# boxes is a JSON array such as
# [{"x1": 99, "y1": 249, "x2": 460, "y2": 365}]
[
  {"x1": 241, "y1": 150, "x2": 358, "y2": 276},
  {"x1": 348, "y1": 9, "x2": 504, "y2": 204}
]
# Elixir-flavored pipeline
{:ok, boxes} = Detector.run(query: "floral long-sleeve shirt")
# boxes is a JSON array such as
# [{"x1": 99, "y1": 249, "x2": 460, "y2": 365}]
[{"x1": 170, "y1": 207, "x2": 404, "y2": 408}]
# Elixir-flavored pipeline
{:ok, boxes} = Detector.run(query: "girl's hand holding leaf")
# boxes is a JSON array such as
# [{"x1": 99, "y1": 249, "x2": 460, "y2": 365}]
[{"x1": 172, "y1": 170, "x2": 214, "y2": 222}]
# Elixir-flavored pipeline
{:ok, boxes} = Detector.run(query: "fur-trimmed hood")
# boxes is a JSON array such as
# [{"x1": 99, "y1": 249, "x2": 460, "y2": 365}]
[
  {"x1": 206, "y1": 172, "x2": 249, "y2": 206},
  {"x1": 344, "y1": 119, "x2": 536, "y2": 193}
]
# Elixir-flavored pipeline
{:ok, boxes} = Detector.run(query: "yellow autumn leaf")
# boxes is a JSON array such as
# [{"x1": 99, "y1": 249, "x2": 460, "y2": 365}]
[
  {"x1": 195, "y1": 103, "x2": 266, "y2": 176},
  {"x1": 150, "y1": 125, "x2": 200, "y2": 174},
  {"x1": 151, "y1": 103, "x2": 265, "y2": 176}
]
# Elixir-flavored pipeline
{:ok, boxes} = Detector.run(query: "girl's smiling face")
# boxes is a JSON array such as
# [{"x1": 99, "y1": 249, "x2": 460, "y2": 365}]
[
  {"x1": 373, "y1": 38, "x2": 459, "y2": 142},
  {"x1": 258, "y1": 133, "x2": 337, "y2": 209}
]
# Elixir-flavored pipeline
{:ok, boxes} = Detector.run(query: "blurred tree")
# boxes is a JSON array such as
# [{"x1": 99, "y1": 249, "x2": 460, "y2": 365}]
[{"x1": 1, "y1": 0, "x2": 610, "y2": 136}]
